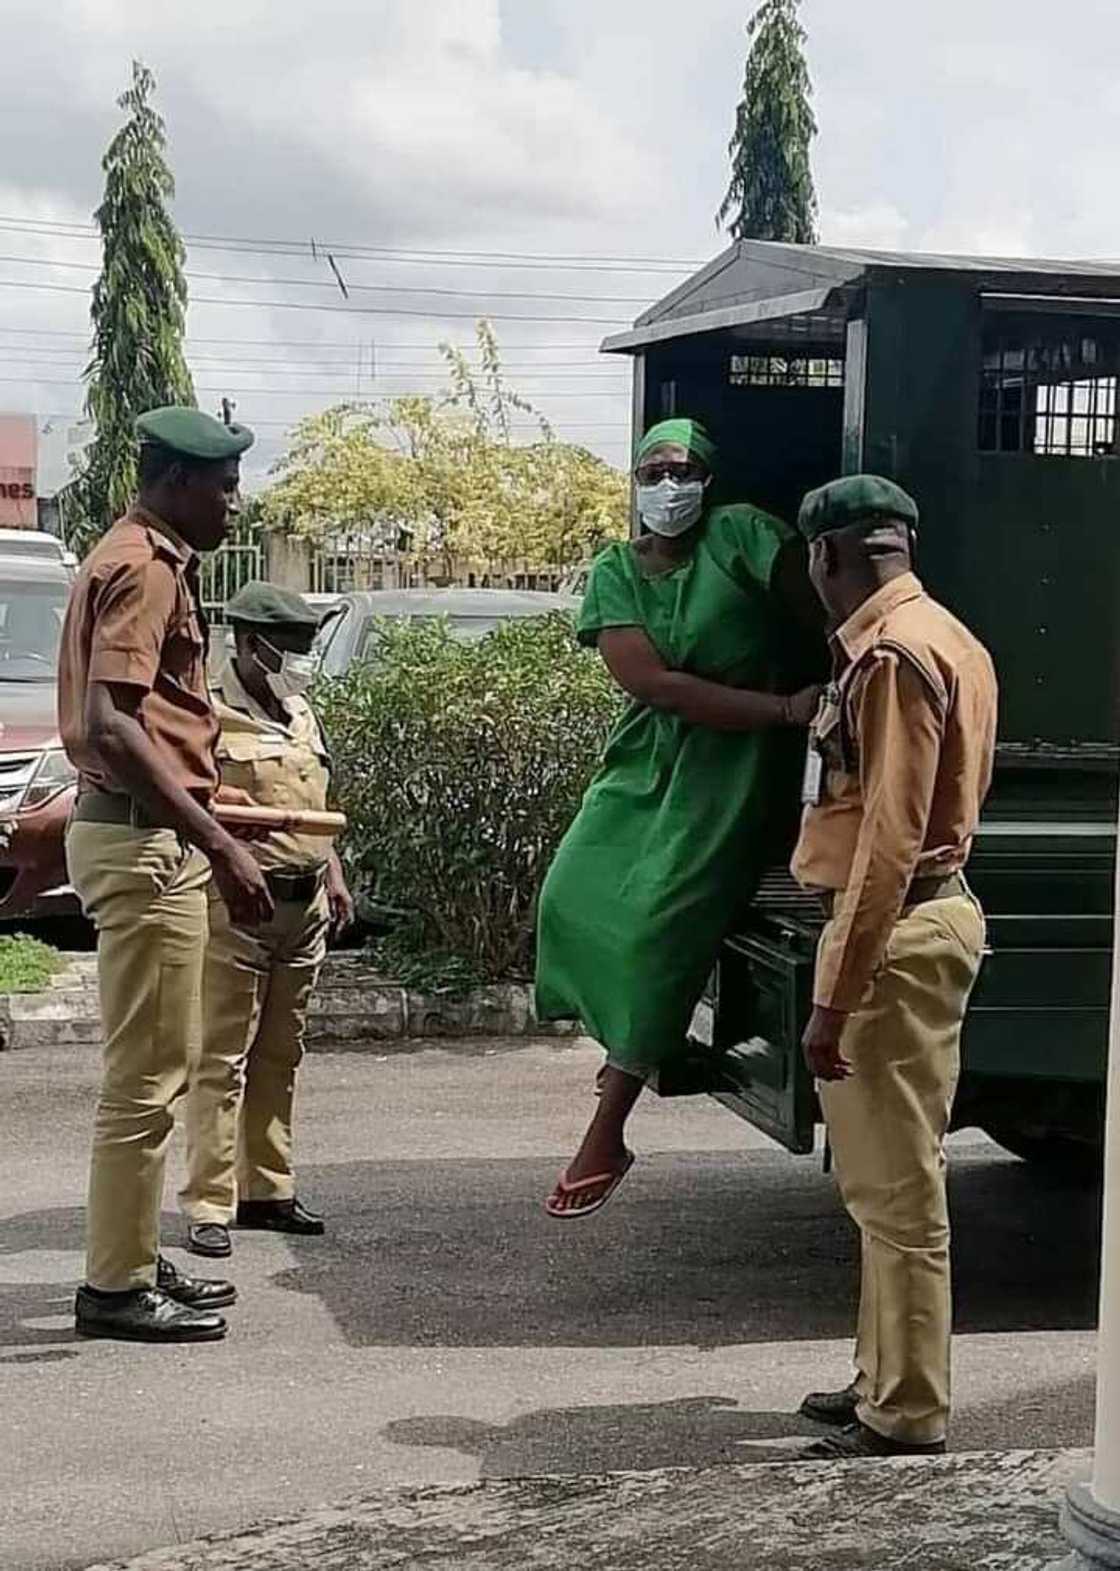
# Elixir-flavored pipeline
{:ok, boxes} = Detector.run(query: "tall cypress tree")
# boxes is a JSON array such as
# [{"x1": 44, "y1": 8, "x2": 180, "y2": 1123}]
[
  {"x1": 717, "y1": 0, "x2": 818, "y2": 244},
  {"x1": 71, "y1": 60, "x2": 194, "y2": 549}
]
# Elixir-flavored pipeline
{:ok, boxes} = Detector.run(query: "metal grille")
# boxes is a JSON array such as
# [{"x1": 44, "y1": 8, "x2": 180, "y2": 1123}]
[
  {"x1": 0, "y1": 753, "x2": 40, "y2": 815},
  {"x1": 753, "y1": 866, "x2": 821, "y2": 918},
  {"x1": 310, "y1": 537, "x2": 420, "y2": 595},
  {"x1": 729, "y1": 354, "x2": 844, "y2": 389},
  {"x1": 200, "y1": 540, "x2": 265, "y2": 624},
  {"x1": 979, "y1": 331, "x2": 1120, "y2": 457}
]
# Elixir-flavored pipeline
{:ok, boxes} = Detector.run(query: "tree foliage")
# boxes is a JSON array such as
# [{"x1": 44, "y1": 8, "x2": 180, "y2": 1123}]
[
  {"x1": 261, "y1": 321, "x2": 628, "y2": 576},
  {"x1": 70, "y1": 61, "x2": 194, "y2": 552},
  {"x1": 717, "y1": 0, "x2": 818, "y2": 244}
]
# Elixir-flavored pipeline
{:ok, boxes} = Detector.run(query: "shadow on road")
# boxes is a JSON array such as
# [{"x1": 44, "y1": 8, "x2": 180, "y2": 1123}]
[
  {"x1": 385, "y1": 1395, "x2": 823, "y2": 1476},
  {"x1": 264, "y1": 1146, "x2": 1101, "y2": 1348},
  {"x1": 0, "y1": 1147, "x2": 1100, "y2": 1356}
]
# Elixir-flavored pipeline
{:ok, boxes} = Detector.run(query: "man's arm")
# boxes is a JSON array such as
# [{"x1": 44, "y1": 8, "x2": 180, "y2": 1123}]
[
  {"x1": 325, "y1": 847, "x2": 354, "y2": 932},
  {"x1": 81, "y1": 560, "x2": 273, "y2": 925},
  {"x1": 803, "y1": 653, "x2": 943, "y2": 1079},
  {"x1": 599, "y1": 627, "x2": 819, "y2": 731},
  {"x1": 86, "y1": 682, "x2": 273, "y2": 927}
]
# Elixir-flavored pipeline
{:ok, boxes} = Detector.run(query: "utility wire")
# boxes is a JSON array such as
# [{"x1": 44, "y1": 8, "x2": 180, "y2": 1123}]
[
  {"x1": 0, "y1": 252, "x2": 654, "y2": 306},
  {"x1": 0, "y1": 215, "x2": 701, "y2": 273},
  {"x1": 0, "y1": 277, "x2": 631, "y2": 324}
]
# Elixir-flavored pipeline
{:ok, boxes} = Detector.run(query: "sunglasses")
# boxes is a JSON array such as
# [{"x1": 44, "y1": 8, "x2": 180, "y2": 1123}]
[{"x1": 634, "y1": 461, "x2": 706, "y2": 485}]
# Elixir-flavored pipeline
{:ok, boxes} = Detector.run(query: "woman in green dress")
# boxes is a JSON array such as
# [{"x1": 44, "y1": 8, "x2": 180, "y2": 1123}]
[{"x1": 536, "y1": 417, "x2": 821, "y2": 1218}]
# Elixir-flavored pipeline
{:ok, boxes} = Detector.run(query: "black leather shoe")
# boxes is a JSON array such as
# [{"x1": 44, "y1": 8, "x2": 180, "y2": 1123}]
[
  {"x1": 800, "y1": 1382, "x2": 860, "y2": 1428},
  {"x1": 75, "y1": 1285, "x2": 227, "y2": 1343},
  {"x1": 800, "y1": 1421, "x2": 946, "y2": 1461},
  {"x1": 157, "y1": 1255, "x2": 236, "y2": 1310},
  {"x1": 236, "y1": 1197, "x2": 325, "y2": 1236},
  {"x1": 187, "y1": 1223, "x2": 232, "y2": 1259}
]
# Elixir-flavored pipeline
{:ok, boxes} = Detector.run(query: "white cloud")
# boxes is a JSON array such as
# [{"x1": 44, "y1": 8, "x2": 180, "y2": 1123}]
[
  {"x1": 819, "y1": 204, "x2": 909, "y2": 253},
  {"x1": 6, "y1": 0, "x2": 1120, "y2": 494}
]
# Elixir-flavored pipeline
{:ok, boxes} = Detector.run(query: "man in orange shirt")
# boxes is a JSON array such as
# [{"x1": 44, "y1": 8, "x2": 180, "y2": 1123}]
[
  {"x1": 789, "y1": 475, "x2": 997, "y2": 1459},
  {"x1": 59, "y1": 406, "x2": 274, "y2": 1344}
]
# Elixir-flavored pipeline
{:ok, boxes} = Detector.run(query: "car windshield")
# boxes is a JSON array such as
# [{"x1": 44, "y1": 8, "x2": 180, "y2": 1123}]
[
  {"x1": 355, "y1": 613, "x2": 503, "y2": 662},
  {"x1": 0, "y1": 579, "x2": 69, "y2": 681}
]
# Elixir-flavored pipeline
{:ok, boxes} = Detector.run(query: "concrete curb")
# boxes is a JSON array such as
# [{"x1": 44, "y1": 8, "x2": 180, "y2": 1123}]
[
  {"x1": 0, "y1": 953, "x2": 578, "y2": 1053},
  {"x1": 80, "y1": 1449, "x2": 1090, "y2": 1571}
]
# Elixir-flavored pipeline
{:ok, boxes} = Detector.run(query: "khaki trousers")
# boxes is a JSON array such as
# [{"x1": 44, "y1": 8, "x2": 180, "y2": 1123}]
[
  {"x1": 817, "y1": 892, "x2": 985, "y2": 1445},
  {"x1": 180, "y1": 886, "x2": 329, "y2": 1224},
  {"x1": 65, "y1": 821, "x2": 211, "y2": 1292}
]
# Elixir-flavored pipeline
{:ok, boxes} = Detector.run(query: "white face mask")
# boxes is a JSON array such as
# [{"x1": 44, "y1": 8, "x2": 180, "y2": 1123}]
[
  {"x1": 254, "y1": 639, "x2": 316, "y2": 701},
  {"x1": 636, "y1": 477, "x2": 706, "y2": 537}
]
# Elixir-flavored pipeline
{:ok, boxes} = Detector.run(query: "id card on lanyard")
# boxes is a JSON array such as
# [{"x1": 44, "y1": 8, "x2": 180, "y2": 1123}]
[
  {"x1": 802, "y1": 683, "x2": 840, "y2": 807},
  {"x1": 801, "y1": 741, "x2": 824, "y2": 806}
]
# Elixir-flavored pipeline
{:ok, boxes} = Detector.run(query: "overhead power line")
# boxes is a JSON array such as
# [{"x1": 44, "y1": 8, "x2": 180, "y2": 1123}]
[
  {"x1": 0, "y1": 252, "x2": 653, "y2": 306},
  {"x1": 0, "y1": 324, "x2": 615, "y2": 352},
  {"x1": 0, "y1": 215, "x2": 700, "y2": 274},
  {"x1": 0, "y1": 277, "x2": 630, "y2": 325},
  {"x1": 0, "y1": 352, "x2": 629, "y2": 381}
]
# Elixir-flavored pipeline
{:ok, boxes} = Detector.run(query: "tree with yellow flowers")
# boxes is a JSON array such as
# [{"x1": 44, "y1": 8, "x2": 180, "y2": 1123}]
[{"x1": 261, "y1": 322, "x2": 628, "y2": 578}]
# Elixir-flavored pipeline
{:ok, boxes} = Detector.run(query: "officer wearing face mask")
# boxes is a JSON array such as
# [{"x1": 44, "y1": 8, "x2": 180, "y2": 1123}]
[{"x1": 179, "y1": 582, "x2": 354, "y2": 1259}]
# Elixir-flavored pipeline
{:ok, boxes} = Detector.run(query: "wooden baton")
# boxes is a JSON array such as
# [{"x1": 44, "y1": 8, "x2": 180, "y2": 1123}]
[{"x1": 213, "y1": 804, "x2": 347, "y2": 836}]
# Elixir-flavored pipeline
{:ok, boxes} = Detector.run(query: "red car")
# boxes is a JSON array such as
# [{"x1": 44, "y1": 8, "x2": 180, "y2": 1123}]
[{"x1": 0, "y1": 553, "x2": 78, "y2": 920}]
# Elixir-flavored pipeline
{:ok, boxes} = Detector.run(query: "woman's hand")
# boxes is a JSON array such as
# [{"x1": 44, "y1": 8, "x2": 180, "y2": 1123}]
[{"x1": 781, "y1": 685, "x2": 823, "y2": 728}]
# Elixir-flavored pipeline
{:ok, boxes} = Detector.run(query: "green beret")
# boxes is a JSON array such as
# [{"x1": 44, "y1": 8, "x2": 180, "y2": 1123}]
[
  {"x1": 136, "y1": 406, "x2": 254, "y2": 460},
  {"x1": 225, "y1": 581, "x2": 320, "y2": 630},
  {"x1": 797, "y1": 475, "x2": 919, "y2": 542}
]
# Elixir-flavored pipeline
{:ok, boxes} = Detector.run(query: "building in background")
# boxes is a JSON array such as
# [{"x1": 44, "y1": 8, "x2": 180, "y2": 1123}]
[{"x1": 0, "y1": 415, "x2": 38, "y2": 530}]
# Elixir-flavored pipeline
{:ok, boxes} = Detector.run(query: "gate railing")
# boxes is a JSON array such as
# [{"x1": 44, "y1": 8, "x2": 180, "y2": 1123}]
[{"x1": 200, "y1": 540, "x2": 265, "y2": 623}]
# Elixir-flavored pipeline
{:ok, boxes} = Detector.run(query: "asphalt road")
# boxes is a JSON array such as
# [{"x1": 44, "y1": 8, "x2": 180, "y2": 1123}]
[{"x1": 0, "y1": 1038, "x2": 1102, "y2": 1570}]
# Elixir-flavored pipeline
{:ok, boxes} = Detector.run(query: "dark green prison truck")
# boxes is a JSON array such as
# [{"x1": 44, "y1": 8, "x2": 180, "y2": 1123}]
[{"x1": 600, "y1": 241, "x2": 1119, "y2": 1168}]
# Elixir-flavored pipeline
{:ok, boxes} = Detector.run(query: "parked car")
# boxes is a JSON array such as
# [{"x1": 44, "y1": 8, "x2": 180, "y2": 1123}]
[
  {"x1": 313, "y1": 587, "x2": 582, "y2": 677},
  {"x1": 0, "y1": 555, "x2": 78, "y2": 920},
  {"x1": 0, "y1": 529, "x2": 78, "y2": 572}
]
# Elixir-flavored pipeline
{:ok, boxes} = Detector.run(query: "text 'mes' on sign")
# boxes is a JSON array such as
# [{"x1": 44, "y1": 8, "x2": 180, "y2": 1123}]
[{"x1": 0, "y1": 414, "x2": 38, "y2": 529}]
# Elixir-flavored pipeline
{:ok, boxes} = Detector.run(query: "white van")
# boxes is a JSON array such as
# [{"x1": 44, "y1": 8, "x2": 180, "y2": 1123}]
[{"x1": 0, "y1": 529, "x2": 77, "y2": 573}]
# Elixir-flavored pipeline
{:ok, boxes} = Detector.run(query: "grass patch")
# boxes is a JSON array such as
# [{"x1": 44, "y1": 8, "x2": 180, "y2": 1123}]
[{"x1": 0, "y1": 935, "x2": 67, "y2": 994}]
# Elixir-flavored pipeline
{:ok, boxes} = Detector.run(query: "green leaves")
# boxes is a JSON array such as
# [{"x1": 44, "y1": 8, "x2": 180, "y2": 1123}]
[
  {"x1": 68, "y1": 61, "x2": 195, "y2": 554},
  {"x1": 315, "y1": 615, "x2": 623, "y2": 981},
  {"x1": 260, "y1": 321, "x2": 628, "y2": 576},
  {"x1": 717, "y1": 0, "x2": 819, "y2": 245}
]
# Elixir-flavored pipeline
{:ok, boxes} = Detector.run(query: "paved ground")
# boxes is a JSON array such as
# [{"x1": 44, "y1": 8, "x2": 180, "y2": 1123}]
[
  {"x1": 83, "y1": 1451, "x2": 1090, "y2": 1571},
  {"x1": 0, "y1": 1038, "x2": 1103, "y2": 1570}
]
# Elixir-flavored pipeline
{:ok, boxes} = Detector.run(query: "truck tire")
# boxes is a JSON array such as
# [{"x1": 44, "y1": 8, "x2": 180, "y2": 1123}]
[{"x1": 983, "y1": 1125, "x2": 1103, "y2": 1180}]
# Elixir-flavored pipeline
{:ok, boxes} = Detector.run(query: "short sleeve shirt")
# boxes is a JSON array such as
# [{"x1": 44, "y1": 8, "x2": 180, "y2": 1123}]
[
  {"x1": 211, "y1": 659, "x2": 333, "y2": 872},
  {"x1": 58, "y1": 506, "x2": 220, "y2": 798}
]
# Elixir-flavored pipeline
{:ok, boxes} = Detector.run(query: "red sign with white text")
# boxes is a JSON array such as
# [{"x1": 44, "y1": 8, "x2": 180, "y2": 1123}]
[{"x1": 0, "y1": 415, "x2": 38, "y2": 528}]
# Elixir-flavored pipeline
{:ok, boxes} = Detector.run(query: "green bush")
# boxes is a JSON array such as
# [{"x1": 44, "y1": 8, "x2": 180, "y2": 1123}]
[
  {"x1": 0, "y1": 936, "x2": 66, "y2": 994},
  {"x1": 315, "y1": 615, "x2": 622, "y2": 982}
]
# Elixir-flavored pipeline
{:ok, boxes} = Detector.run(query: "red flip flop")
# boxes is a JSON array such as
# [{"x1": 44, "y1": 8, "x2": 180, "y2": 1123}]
[{"x1": 545, "y1": 1151, "x2": 635, "y2": 1221}]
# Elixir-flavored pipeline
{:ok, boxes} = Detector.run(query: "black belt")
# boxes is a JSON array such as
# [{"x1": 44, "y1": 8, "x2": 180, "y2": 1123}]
[
  {"x1": 264, "y1": 867, "x2": 325, "y2": 903},
  {"x1": 72, "y1": 791, "x2": 167, "y2": 830},
  {"x1": 819, "y1": 872, "x2": 966, "y2": 921}
]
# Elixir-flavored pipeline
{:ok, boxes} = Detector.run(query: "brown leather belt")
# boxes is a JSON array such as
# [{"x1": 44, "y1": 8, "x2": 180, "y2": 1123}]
[
  {"x1": 819, "y1": 872, "x2": 965, "y2": 921},
  {"x1": 72, "y1": 791, "x2": 167, "y2": 830}
]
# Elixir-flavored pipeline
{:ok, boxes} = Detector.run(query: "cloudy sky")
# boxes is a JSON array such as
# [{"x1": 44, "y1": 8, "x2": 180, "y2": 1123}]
[{"x1": 3, "y1": 0, "x2": 1118, "y2": 490}]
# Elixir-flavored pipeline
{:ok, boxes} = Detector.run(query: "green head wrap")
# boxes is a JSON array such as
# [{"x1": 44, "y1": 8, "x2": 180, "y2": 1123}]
[{"x1": 635, "y1": 418, "x2": 717, "y2": 471}]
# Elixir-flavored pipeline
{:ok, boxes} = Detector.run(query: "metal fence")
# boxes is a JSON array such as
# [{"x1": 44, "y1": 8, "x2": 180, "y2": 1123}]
[
  {"x1": 200, "y1": 540, "x2": 265, "y2": 623},
  {"x1": 310, "y1": 533, "x2": 419, "y2": 595}
]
